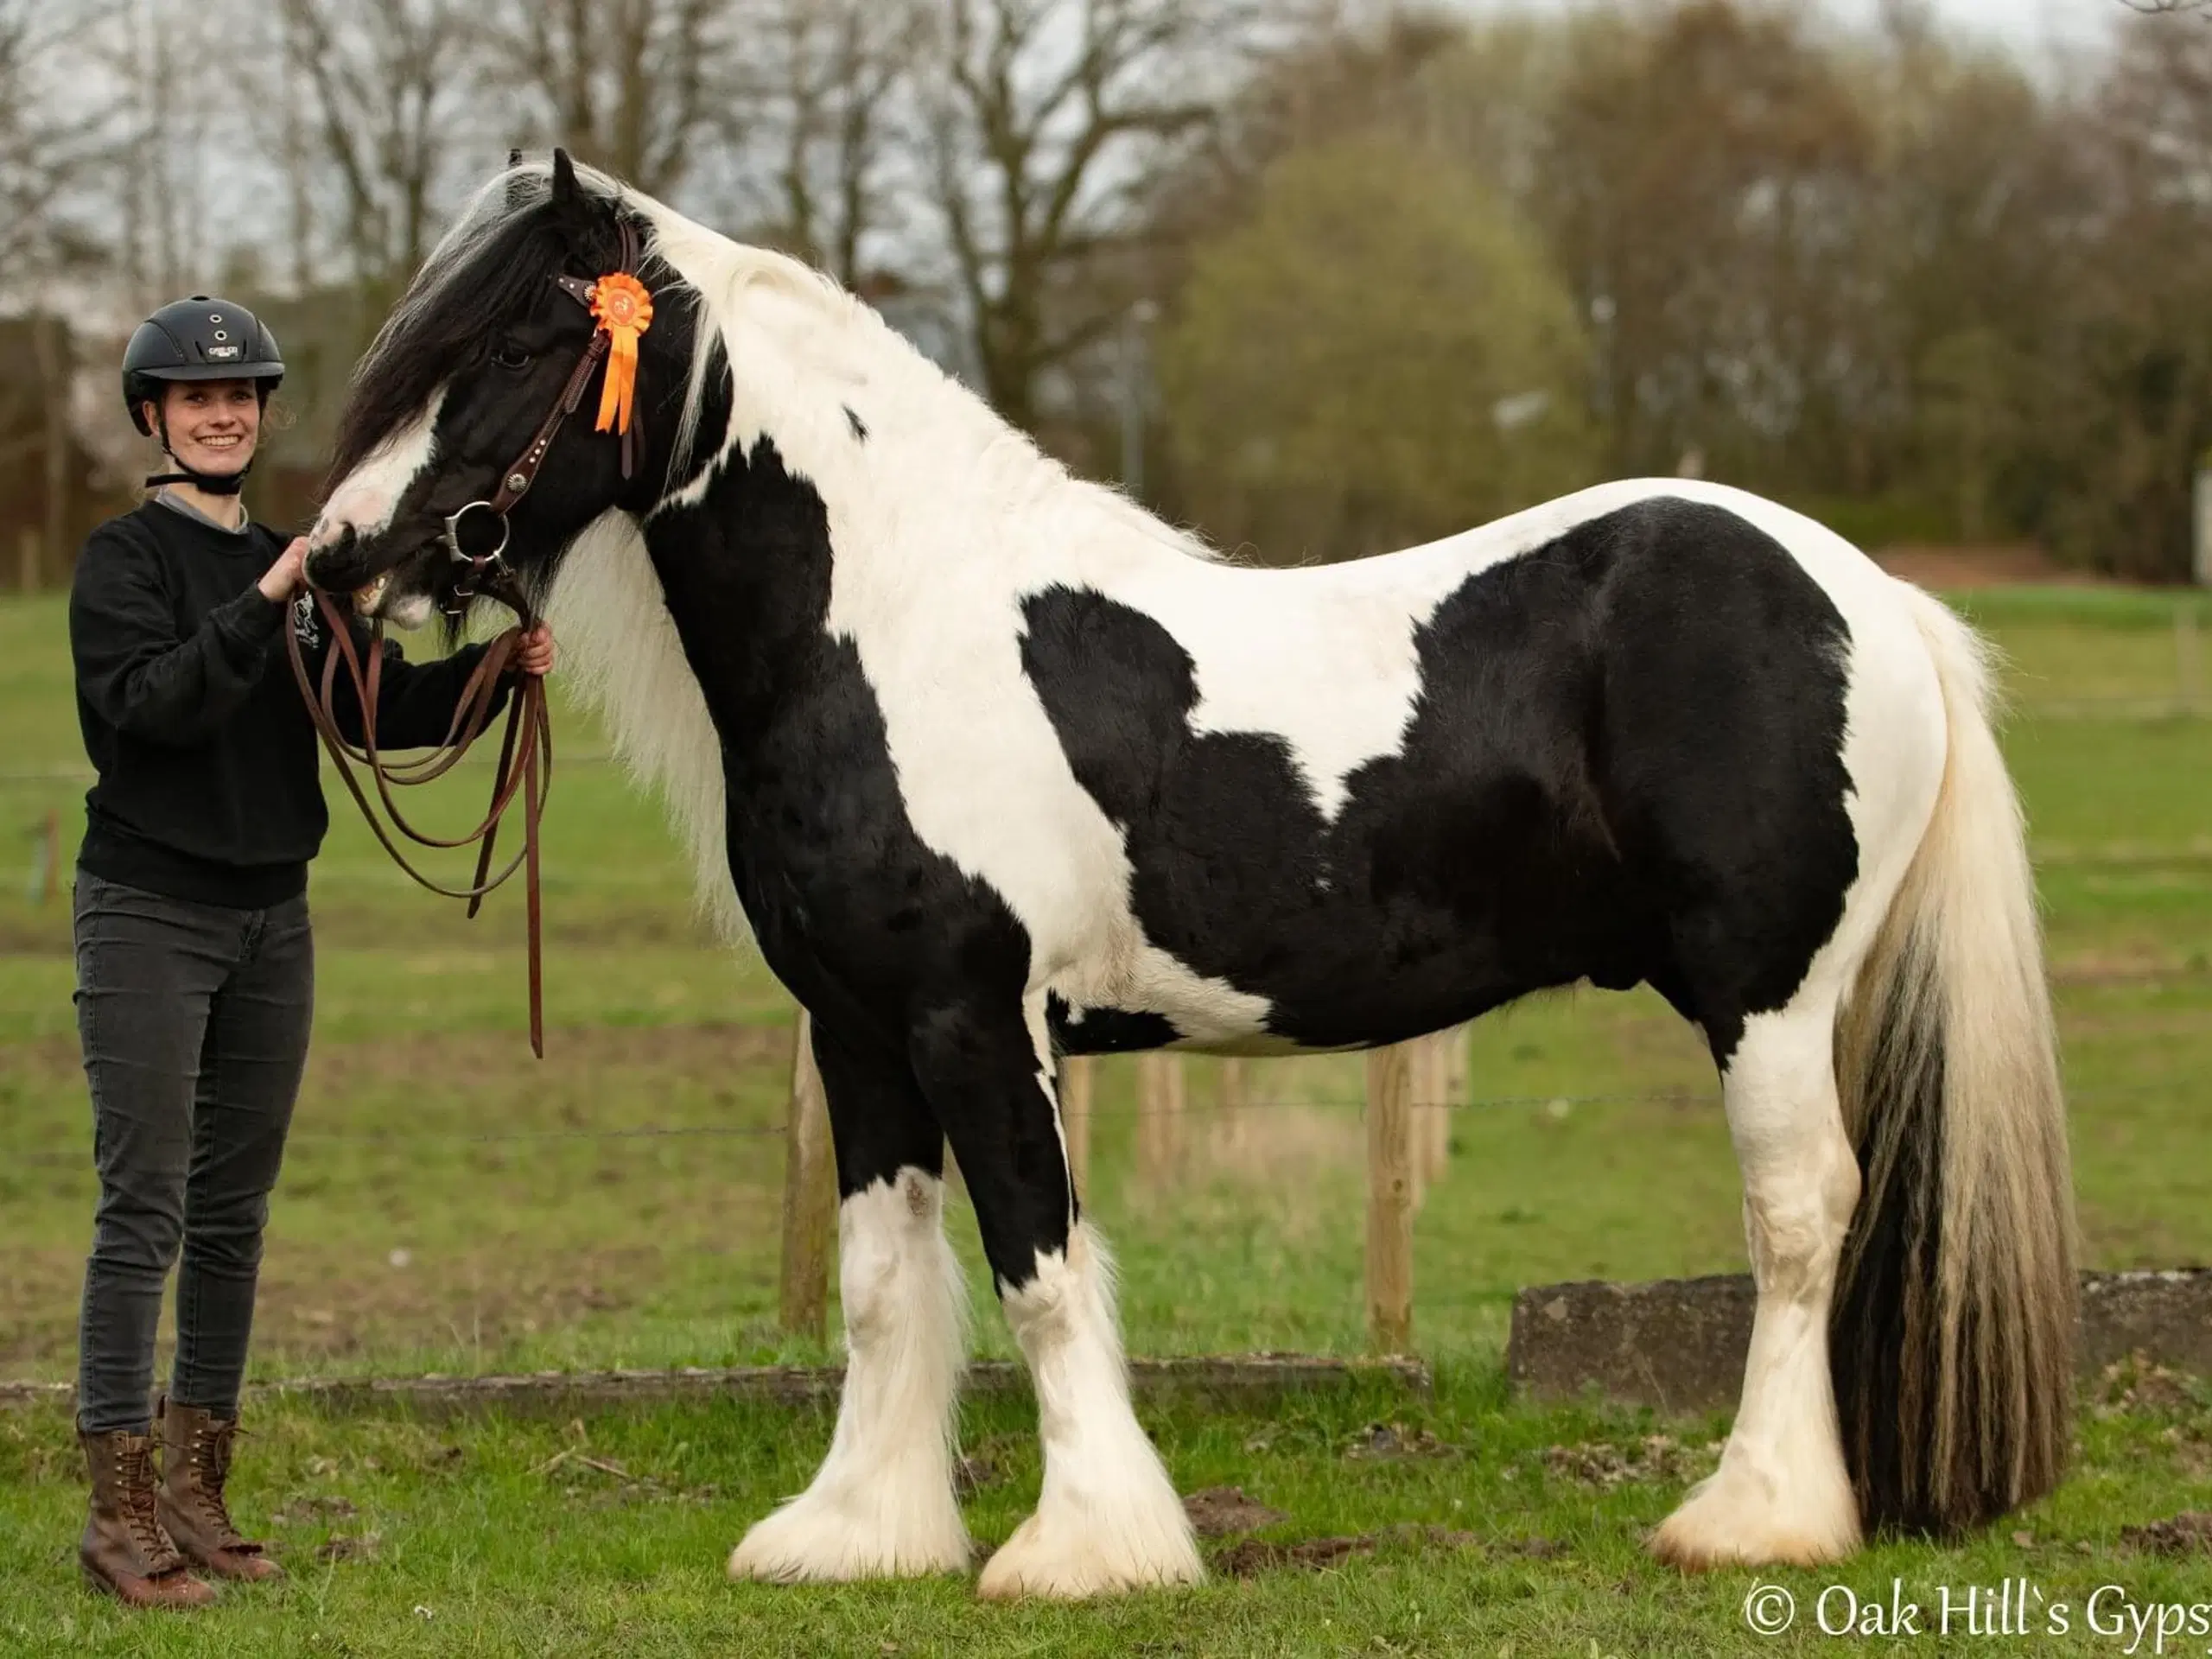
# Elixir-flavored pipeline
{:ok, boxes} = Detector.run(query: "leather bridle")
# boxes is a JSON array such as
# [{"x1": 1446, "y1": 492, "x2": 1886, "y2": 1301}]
[
  {"x1": 283, "y1": 219, "x2": 652, "y2": 1058},
  {"x1": 442, "y1": 218, "x2": 647, "y2": 616}
]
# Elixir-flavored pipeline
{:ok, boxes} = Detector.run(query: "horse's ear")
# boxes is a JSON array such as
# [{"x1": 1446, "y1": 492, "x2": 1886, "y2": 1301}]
[
  {"x1": 550, "y1": 148, "x2": 579, "y2": 207},
  {"x1": 505, "y1": 147, "x2": 526, "y2": 209}
]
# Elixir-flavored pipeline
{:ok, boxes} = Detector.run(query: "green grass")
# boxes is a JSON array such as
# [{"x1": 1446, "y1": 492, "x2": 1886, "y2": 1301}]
[
  {"x1": 5, "y1": 586, "x2": 2212, "y2": 1649},
  {"x1": 2, "y1": 1370, "x2": 2209, "y2": 1657}
]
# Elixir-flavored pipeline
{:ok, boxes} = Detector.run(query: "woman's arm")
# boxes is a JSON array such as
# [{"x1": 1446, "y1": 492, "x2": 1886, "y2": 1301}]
[{"x1": 69, "y1": 527, "x2": 290, "y2": 747}]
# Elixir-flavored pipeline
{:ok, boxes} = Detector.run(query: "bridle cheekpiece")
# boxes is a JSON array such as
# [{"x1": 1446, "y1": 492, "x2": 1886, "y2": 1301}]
[{"x1": 441, "y1": 218, "x2": 652, "y2": 616}]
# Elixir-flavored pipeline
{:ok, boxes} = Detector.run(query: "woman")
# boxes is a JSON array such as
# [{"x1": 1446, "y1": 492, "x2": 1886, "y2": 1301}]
[{"x1": 66, "y1": 295, "x2": 554, "y2": 1607}]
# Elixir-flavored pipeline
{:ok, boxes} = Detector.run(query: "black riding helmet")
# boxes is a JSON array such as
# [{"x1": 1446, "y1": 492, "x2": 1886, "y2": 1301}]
[{"x1": 122, "y1": 295, "x2": 283, "y2": 493}]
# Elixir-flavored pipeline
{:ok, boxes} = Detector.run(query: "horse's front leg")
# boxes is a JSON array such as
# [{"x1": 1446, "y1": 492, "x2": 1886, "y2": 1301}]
[
  {"x1": 913, "y1": 991, "x2": 1202, "y2": 1600},
  {"x1": 727, "y1": 1018, "x2": 970, "y2": 1582}
]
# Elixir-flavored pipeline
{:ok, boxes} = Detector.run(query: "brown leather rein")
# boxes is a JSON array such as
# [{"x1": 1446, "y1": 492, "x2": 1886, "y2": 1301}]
[{"x1": 283, "y1": 222, "x2": 650, "y2": 1059}]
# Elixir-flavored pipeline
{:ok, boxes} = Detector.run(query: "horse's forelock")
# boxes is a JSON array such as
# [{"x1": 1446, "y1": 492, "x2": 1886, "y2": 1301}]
[{"x1": 323, "y1": 167, "x2": 629, "y2": 497}]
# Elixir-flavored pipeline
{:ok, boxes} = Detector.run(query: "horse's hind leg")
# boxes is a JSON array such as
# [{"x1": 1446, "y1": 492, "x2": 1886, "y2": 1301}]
[
  {"x1": 912, "y1": 992, "x2": 1201, "y2": 1599},
  {"x1": 728, "y1": 1020, "x2": 969, "y2": 1582},
  {"x1": 1651, "y1": 979, "x2": 1863, "y2": 1568}
]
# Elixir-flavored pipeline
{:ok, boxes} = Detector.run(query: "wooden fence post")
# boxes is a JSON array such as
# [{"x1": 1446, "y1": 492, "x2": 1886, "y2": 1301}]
[
  {"x1": 30, "y1": 809, "x2": 58, "y2": 906},
  {"x1": 778, "y1": 1008, "x2": 838, "y2": 1342},
  {"x1": 1365, "y1": 1043, "x2": 1415, "y2": 1353},
  {"x1": 2179, "y1": 605, "x2": 2203, "y2": 713},
  {"x1": 1217, "y1": 1058, "x2": 1249, "y2": 1154},
  {"x1": 1136, "y1": 1053, "x2": 1185, "y2": 1180},
  {"x1": 1413, "y1": 1029, "x2": 1459, "y2": 1203},
  {"x1": 1058, "y1": 1055, "x2": 1094, "y2": 1198}
]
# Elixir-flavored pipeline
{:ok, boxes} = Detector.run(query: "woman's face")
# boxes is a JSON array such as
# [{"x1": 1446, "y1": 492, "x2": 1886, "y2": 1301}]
[{"x1": 148, "y1": 379, "x2": 260, "y2": 477}]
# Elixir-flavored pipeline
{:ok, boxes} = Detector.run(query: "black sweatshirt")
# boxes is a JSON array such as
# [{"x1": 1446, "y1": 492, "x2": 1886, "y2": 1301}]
[{"x1": 69, "y1": 501, "x2": 505, "y2": 908}]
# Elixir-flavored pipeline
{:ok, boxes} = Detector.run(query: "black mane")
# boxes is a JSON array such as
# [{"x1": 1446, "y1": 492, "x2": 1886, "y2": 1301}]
[{"x1": 324, "y1": 175, "x2": 632, "y2": 497}]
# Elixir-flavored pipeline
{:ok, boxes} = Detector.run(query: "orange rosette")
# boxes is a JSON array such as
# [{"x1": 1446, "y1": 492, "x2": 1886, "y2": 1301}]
[{"x1": 588, "y1": 271, "x2": 654, "y2": 435}]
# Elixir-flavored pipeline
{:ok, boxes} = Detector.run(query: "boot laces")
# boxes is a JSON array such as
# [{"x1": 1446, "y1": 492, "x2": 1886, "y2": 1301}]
[
  {"x1": 117, "y1": 1440, "x2": 175, "y2": 1563},
  {"x1": 186, "y1": 1422, "x2": 245, "y2": 1543}
]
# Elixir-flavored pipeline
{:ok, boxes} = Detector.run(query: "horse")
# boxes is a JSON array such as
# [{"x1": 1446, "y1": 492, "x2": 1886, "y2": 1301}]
[{"x1": 304, "y1": 150, "x2": 2076, "y2": 1599}]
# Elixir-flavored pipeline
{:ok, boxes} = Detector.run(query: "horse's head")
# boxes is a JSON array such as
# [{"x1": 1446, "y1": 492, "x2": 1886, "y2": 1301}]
[{"x1": 308, "y1": 149, "x2": 692, "y2": 627}]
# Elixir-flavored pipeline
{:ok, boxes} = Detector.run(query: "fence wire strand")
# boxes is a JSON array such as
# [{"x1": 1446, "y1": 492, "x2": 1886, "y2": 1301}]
[{"x1": 1, "y1": 1073, "x2": 2192, "y2": 1168}]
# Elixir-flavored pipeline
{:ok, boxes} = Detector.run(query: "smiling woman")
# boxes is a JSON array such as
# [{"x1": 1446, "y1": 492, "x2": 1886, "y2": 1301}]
[{"x1": 54, "y1": 294, "x2": 555, "y2": 1611}]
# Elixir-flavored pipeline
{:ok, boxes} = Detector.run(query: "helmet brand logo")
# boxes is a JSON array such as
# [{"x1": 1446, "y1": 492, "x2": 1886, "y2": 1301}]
[{"x1": 207, "y1": 345, "x2": 240, "y2": 360}]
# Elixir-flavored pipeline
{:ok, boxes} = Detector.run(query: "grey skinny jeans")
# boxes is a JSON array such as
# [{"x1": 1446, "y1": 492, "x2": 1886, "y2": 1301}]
[{"x1": 73, "y1": 872, "x2": 313, "y2": 1433}]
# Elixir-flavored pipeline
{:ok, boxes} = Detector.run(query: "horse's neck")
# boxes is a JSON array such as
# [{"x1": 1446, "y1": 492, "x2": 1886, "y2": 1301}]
[{"x1": 698, "y1": 289, "x2": 1191, "y2": 609}]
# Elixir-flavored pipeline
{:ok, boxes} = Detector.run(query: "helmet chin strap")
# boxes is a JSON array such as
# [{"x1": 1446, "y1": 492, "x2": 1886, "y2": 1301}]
[{"x1": 144, "y1": 406, "x2": 250, "y2": 496}]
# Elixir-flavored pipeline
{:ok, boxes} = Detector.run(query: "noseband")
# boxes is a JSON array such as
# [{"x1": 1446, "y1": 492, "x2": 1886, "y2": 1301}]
[{"x1": 441, "y1": 218, "x2": 650, "y2": 615}]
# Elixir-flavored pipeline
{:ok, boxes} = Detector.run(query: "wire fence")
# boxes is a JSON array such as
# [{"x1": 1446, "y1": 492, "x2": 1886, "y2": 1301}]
[{"x1": 3, "y1": 1073, "x2": 2196, "y2": 1169}]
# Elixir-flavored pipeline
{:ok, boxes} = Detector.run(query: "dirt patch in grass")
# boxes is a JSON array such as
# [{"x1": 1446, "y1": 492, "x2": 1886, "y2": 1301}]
[
  {"x1": 1539, "y1": 1433, "x2": 1719, "y2": 1488},
  {"x1": 1342, "y1": 1421, "x2": 1460, "y2": 1461},
  {"x1": 2121, "y1": 1512, "x2": 2212, "y2": 1555},
  {"x1": 2096, "y1": 1353, "x2": 2202, "y2": 1417},
  {"x1": 1213, "y1": 1524, "x2": 1483, "y2": 1578},
  {"x1": 314, "y1": 1531, "x2": 382, "y2": 1564},
  {"x1": 1183, "y1": 1485, "x2": 1288, "y2": 1536},
  {"x1": 4, "y1": 1019, "x2": 790, "y2": 1098},
  {"x1": 302, "y1": 1018, "x2": 788, "y2": 1095}
]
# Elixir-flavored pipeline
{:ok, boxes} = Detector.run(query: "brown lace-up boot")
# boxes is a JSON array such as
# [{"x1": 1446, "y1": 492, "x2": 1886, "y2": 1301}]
[
  {"x1": 78, "y1": 1426, "x2": 218, "y2": 1607},
  {"x1": 156, "y1": 1397, "x2": 284, "y2": 1583}
]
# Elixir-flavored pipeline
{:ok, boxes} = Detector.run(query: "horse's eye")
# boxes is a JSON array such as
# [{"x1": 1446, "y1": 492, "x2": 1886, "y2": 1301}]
[{"x1": 491, "y1": 343, "x2": 531, "y2": 372}]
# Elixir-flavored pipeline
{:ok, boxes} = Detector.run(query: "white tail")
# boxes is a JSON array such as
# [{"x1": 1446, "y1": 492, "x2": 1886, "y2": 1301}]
[{"x1": 1830, "y1": 586, "x2": 2076, "y2": 1534}]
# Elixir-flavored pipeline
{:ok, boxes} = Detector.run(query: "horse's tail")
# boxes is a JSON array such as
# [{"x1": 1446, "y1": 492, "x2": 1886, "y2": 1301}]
[{"x1": 1829, "y1": 585, "x2": 2075, "y2": 1535}]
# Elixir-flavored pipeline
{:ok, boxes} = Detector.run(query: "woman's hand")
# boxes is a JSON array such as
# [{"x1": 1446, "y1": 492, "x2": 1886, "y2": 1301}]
[
  {"x1": 257, "y1": 537, "x2": 309, "y2": 603},
  {"x1": 516, "y1": 624, "x2": 556, "y2": 677}
]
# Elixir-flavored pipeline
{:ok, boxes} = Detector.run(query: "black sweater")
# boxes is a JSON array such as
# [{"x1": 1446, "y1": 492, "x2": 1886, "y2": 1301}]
[{"x1": 69, "y1": 502, "x2": 504, "y2": 908}]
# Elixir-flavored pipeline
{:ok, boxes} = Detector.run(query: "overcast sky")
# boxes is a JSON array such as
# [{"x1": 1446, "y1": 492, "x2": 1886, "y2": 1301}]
[
  {"x1": 1478, "y1": 0, "x2": 2127, "y2": 72},
  {"x1": 1824, "y1": 0, "x2": 2120, "y2": 59}
]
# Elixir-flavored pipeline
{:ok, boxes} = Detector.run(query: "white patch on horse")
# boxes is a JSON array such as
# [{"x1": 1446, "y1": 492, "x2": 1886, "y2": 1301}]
[
  {"x1": 310, "y1": 385, "x2": 446, "y2": 550},
  {"x1": 983, "y1": 1225, "x2": 1201, "y2": 1599},
  {"x1": 543, "y1": 510, "x2": 744, "y2": 941},
  {"x1": 728, "y1": 1168, "x2": 969, "y2": 1582}
]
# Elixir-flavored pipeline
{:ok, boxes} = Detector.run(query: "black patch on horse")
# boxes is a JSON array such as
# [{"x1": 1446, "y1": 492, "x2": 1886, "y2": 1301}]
[
  {"x1": 1046, "y1": 995, "x2": 1180, "y2": 1054},
  {"x1": 1018, "y1": 497, "x2": 1857, "y2": 1064},
  {"x1": 641, "y1": 434, "x2": 1076, "y2": 1271}
]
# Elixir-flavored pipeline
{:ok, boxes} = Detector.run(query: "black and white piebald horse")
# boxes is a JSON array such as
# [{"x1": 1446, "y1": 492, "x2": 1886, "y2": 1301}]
[{"x1": 308, "y1": 152, "x2": 2075, "y2": 1599}]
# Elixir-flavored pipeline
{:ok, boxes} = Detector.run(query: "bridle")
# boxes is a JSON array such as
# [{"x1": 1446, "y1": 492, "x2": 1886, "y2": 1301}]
[
  {"x1": 283, "y1": 218, "x2": 654, "y2": 1058},
  {"x1": 442, "y1": 218, "x2": 648, "y2": 616}
]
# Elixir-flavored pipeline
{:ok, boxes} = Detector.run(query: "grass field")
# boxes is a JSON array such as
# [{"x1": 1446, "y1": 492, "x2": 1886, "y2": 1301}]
[{"x1": 3, "y1": 584, "x2": 2211, "y2": 1653}]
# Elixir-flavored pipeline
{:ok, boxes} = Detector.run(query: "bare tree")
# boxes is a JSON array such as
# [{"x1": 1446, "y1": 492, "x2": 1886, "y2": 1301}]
[
  {"x1": 923, "y1": 0, "x2": 1300, "y2": 431},
  {"x1": 735, "y1": 0, "x2": 923, "y2": 285},
  {"x1": 273, "y1": 0, "x2": 483, "y2": 294},
  {"x1": 0, "y1": 1, "x2": 129, "y2": 285},
  {"x1": 0, "y1": 1, "x2": 132, "y2": 582},
  {"x1": 484, "y1": 0, "x2": 729, "y2": 197}
]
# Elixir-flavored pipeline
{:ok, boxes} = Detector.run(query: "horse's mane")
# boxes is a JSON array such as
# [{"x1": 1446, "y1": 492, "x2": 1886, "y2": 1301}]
[
  {"x1": 625, "y1": 178, "x2": 1221, "y2": 566},
  {"x1": 332, "y1": 158, "x2": 1218, "y2": 566}
]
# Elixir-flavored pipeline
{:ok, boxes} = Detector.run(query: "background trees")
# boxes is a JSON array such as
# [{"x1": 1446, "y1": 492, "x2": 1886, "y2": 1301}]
[
  {"x1": 7, "y1": 0, "x2": 2210, "y2": 578},
  {"x1": 1160, "y1": 133, "x2": 1599, "y2": 561}
]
